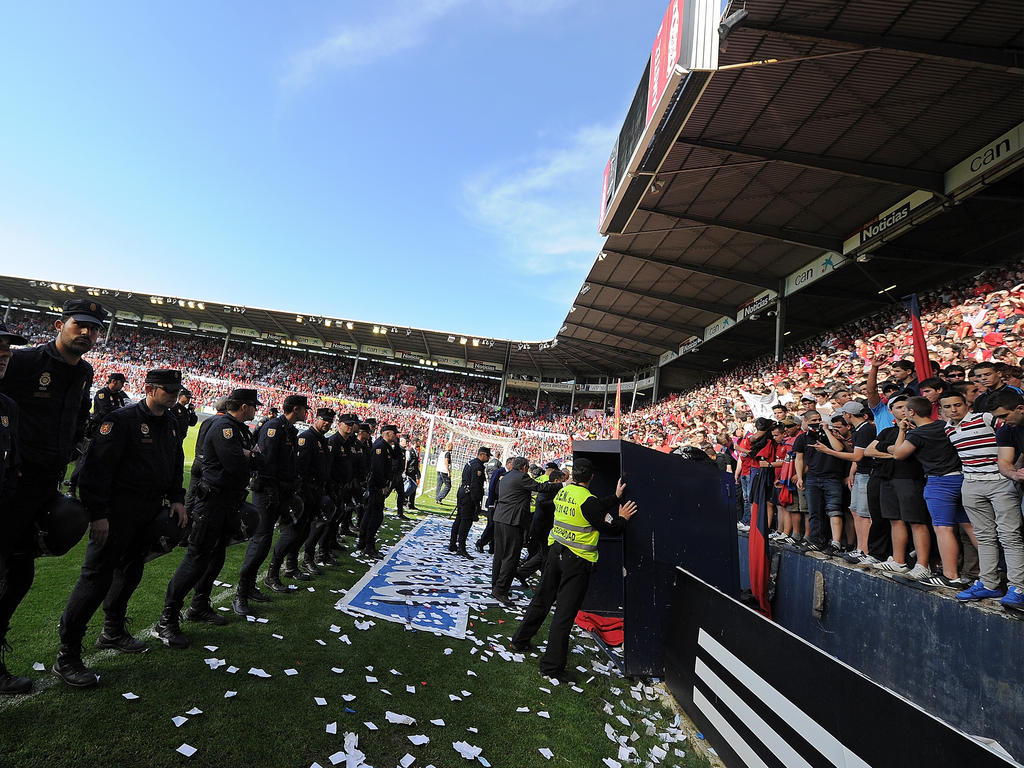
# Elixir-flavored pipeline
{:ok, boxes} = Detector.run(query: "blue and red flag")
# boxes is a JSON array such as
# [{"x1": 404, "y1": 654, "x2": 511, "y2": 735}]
[
  {"x1": 904, "y1": 294, "x2": 932, "y2": 384},
  {"x1": 747, "y1": 464, "x2": 774, "y2": 618}
]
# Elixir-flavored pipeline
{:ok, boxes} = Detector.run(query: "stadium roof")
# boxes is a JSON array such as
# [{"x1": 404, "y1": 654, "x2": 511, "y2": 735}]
[
  {"x1": 0, "y1": 273, "x2": 617, "y2": 381},
  {"x1": 561, "y1": 0, "x2": 1024, "y2": 384}
]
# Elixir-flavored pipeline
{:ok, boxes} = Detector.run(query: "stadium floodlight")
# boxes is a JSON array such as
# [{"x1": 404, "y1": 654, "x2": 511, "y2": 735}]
[
  {"x1": 459, "y1": 337, "x2": 467, "y2": 345},
  {"x1": 324, "y1": 319, "x2": 332, "y2": 327},
  {"x1": 878, "y1": 284, "x2": 897, "y2": 295},
  {"x1": 197, "y1": 302, "x2": 205, "y2": 310},
  {"x1": 722, "y1": 358, "x2": 729, "y2": 362},
  {"x1": 419, "y1": 359, "x2": 425, "y2": 365},
  {"x1": 447, "y1": 335, "x2": 455, "y2": 343},
  {"x1": 296, "y1": 315, "x2": 303, "y2": 323},
  {"x1": 432, "y1": 361, "x2": 437, "y2": 366},
  {"x1": 178, "y1": 299, "x2": 186, "y2": 307},
  {"x1": 346, "y1": 321, "x2": 354, "y2": 330},
  {"x1": 405, "y1": 329, "x2": 412, "y2": 336},
  {"x1": 372, "y1": 325, "x2": 380, "y2": 334},
  {"x1": 187, "y1": 301, "x2": 195, "y2": 309},
  {"x1": 380, "y1": 327, "x2": 387, "y2": 334},
  {"x1": 579, "y1": 284, "x2": 590, "y2": 295},
  {"x1": 597, "y1": 252, "x2": 607, "y2": 261},
  {"x1": 472, "y1": 339, "x2": 479, "y2": 347}
]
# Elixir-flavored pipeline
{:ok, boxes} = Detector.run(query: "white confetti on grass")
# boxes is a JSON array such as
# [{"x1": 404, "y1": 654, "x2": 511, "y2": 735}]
[
  {"x1": 172, "y1": 716, "x2": 188, "y2": 728},
  {"x1": 176, "y1": 743, "x2": 197, "y2": 757}
]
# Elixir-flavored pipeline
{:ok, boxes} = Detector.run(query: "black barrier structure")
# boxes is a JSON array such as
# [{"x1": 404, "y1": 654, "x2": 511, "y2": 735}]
[
  {"x1": 574, "y1": 440, "x2": 738, "y2": 678},
  {"x1": 667, "y1": 568, "x2": 1017, "y2": 768},
  {"x1": 735, "y1": 542, "x2": 1024, "y2": 762}
]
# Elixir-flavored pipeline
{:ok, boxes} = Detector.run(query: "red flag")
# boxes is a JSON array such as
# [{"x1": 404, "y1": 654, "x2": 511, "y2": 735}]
[
  {"x1": 905, "y1": 294, "x2": 932, "y2": 384},
  {"x1": 612, "y1": 379, "x2": 622, "y2": 439},
  {"x1": 747, "y1": 464, "x2": 774, "y2": 618}
]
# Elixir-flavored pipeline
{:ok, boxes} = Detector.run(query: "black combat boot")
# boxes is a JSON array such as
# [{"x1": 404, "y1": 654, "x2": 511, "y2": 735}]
[
  {"x1": 155, "y1": 608, "x2": 189, "y2": 649},
  {"x1": 301, "y1": 554, "x2": 322, "y2": 576},
  {"x1": 263, "y1": 557, "x2": 289, "y2": 593},
  {"x1": 0, "y1": 640, "x2": 31, "y2": 695},
  {"x1": 52, "y1": 644, "x2": 98, "y2": 688},
  {"x1": 231, "y1": 592, "x2": 253, "y2": 616},
  {"x1": 317, "y1": 548, "x2": 340, "y2": 566},
  {"x1": 95, "y1": 617, "x2": 149, "y2": 653},
  {"x1": 184, "y1": 598, "x2": 229, "y2": 626},
  {"x1": 283, "y1": 554, "x2": 311, "y2": 581}
]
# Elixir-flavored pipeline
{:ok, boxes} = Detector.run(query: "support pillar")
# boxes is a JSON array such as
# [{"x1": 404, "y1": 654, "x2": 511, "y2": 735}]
[
  {"x1": 629, "y1": 369, "x2": 639, "y2": 412},
  {"x1": 350, "y1": 355, "x2": 360, "y2": 388},
  {"x1": 534, "y1": 382, "x2": 542, "y2": 414},
  {"x1": 104, "y1": 314, "x2": 117, "y2": 346},
  {"x1": 603, "y1": 377, "x2": 609, "y2": 410},
  {"x1": 652, "y1": 366, "x2": 661, "y2": 403},
  {"x1": 220, "y1": 330, "x2": 231, "y2": 364},
  {"x1": 569, "y1": 381, "x2": 576, "y2": 414},
  {"x1": 498, "y1": 342, "x2": 511, "y2": 405},
  {"x1": 774, "y1": 290, "x2": 787, "y2": 363}
]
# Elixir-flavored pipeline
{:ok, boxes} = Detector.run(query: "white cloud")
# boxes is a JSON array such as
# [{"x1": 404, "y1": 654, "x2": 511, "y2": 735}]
[
  {"x1": 281, "y1": 0, "x2": 467, "y2": 88},
  {"x1": 463, "y1": 123, "x2": 616, "y2": 277}
]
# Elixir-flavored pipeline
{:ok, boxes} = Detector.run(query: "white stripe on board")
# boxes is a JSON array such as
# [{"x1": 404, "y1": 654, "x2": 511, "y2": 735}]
[
  {"x1": 693, "y1": 686, "x2": 770, "y2": 768},
  {"x1": 695, "y1": 658, "x2": 814, "y2": 768},
  {"x1": 698, "y1": 629, "x2": 871, "y2": 768}
]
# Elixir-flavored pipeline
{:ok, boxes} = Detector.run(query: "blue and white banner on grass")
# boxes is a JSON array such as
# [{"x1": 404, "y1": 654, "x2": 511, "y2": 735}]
[{"x1": 335, "y1": 518, "x2": 492, "y2": 639}]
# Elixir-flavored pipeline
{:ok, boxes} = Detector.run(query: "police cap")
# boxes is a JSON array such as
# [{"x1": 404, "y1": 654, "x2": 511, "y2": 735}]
[
  {"x1": 316, "y1": 407, "x2": 336, "y2": 421},
  {"x1": 366, "y1": 417, "x2": 378, "y2": 426},
  {"x1": 358, "y1": 422, "x2": 372, "y2": 434},
  {"x1": 229, "y1": 388, "x2": 262, "y2": 406},
  {"x1": 339, "y1": 413, "x2": 359, "y2": 425},
  {"x1": 283, "y1": 394, "x2": 309, "y2": 411},
  {"x1": 145, "y1": 369, "x2": 182, "y2": 393},
  {"x1": 544, "y1": 461, "x2": 559, "y2": 469},
  {"x1": 477, "y1": 446, "x2": 492, "y2": 456},
  {"x1": 62, "y1": 298, "x2": 108, "y2": 327},
  {"x1": 0, "y1": 320, "x2": 27, "y2": 345},
  {"x1": 179, "y1": 387, "x2": 192, "y2": 399},
  {"x1": 107, "y1": 372, "x2": 127, "y2": 382},
  {"x1": 380, "y1": 424, "x2": 398, "y2": 434}
]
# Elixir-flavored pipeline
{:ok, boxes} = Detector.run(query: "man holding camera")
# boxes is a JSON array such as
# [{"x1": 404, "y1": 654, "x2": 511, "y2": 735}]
[{"x1": 794, "y1": 410, "x2": 850, "y2": 555}]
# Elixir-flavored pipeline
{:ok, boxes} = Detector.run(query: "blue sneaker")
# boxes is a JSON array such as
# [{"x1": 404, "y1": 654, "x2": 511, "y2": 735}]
[
  {"x1": 1000, "y1": 586, "x2": 1024, "y2": 609},
  {"x1": 956, "y1": 580, "x2": 1004, "y2": 602}
]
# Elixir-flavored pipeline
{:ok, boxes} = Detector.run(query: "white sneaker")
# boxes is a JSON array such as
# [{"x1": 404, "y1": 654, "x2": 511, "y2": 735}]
[
  {"x1": 906, "y1": 564, "x2": 932, "y2": 580},
  {"x1": 874, "y1": 557, "x2": 909, "y2": 573},
  {"x1": 861, "y1": 555, "x2": 881, "y2": 565},
  {"x1": 737, "y1": 522, "x2": 750, "y2": 533}
]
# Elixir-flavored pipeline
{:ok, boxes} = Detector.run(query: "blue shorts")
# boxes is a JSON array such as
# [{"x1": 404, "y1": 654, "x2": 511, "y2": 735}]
[{"x1": 923, "y1": 474, "x2": 969, "y2": 527}]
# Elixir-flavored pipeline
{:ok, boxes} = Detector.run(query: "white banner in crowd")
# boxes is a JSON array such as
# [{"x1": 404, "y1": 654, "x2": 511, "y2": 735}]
[{"x1": 739, "y1": 389, "x2": 778, "y2": 420}]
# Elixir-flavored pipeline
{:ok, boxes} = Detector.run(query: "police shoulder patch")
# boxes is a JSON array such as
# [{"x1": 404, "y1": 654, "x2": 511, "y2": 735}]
[
  {"x1": 376, "y1": 448, "x2": 382, "y2": 454},
  {"x1": 267, "y1": 428, "x2": 277, "y2": 437},
  {"x1": 99, "y1": 422, "x2": 113, "y2": 435},
  {"x1": 1, "y1": 415, "x2": 8, "y2": 427},
  {"x1": 222, "y1": 428, "x2": 233, "y2": 439},
  {"x1": 97, "y1": 392, "x2": 105, "y2": 399},
  {"x1": 140, "y1": 423, "x2": 150, "y2": 435},
  {"x1": 298, "y1": 437, "x2": 306, "y2": 446},
  {"x1": 477, "y1": 470, "x2": 482, "y2": 476}
]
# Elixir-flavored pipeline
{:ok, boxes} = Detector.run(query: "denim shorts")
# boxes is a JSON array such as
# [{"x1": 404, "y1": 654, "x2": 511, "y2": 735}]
[
  {"x1": 850, "y1": 473, "x2": 871, "y2": 518},
  {"x1": 922, "y1": 474, "x2": 969, "y2": 527}
]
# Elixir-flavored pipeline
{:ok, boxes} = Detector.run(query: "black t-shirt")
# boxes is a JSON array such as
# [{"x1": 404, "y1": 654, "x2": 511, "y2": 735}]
[
  {"x1": 874, "y1": 426, "x2": 924, "y2": 480},
  {"x1": 793, "y1": 431, "x2": 848, "y2": 478},
  {"x1": 996, "y1": 424, "x2": 1024, "y2": 462},
  {"x1": 905, "y1": 420, "x2": 962, "y2": 476},
  {"x1": 852, "y1": 422, "x2": 877, "y2": 475}
]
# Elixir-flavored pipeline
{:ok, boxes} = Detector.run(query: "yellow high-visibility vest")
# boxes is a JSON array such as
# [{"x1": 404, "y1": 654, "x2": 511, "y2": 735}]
[{"x1": 548, "y1": 484, "x2": 600, "y2": 562}]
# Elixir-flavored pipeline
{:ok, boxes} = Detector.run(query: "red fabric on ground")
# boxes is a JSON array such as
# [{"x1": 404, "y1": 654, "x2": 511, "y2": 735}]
[{"x1": 574, "y1": 611, "x2": 624, "y2": 646}]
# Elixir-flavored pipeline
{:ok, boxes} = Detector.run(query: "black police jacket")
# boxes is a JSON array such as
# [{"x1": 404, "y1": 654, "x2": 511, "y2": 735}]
[
  {"x1": 0, "y1": 340, "x2": 93, "y2": 469},
  {"x1": 198, "y1": 413, "x2": 254, "y2": 492},
  {"x1": 389, "y1": 441, "x2": 404, "y2": 478},
  {"x1": 297, "y1": 427, "x2": 330, "y2": 489},
  {"x1": 459, "y1": 458, "x2": 486, "y2": 505},
  {"x1": 404, "y1": 448, "x2": 420, "y2": 480},
  {"x1": 369, "y1": 437, "x2": 392, "y2": 491},
  {"x1": 353, "y1": 437, "x2": 371, "y2": 483},
  {"x1": 89, "y1": 386, "x2": 128, "y2": 430},
  {"x1": 169, "y1": 401, "x2": 198, "y2": 441},
  {"x1": 78, "y1": 399, "x2": 186, "y2": 521},
  {"x1": 255, "y1": 414, "x2": 297, "y2": 485},
  {"x1": 328, "y1": 430, "x2": 354, "y2": 486},
  {"x1": 0, "y1": 394, "x2": 20, "y2": 499}
]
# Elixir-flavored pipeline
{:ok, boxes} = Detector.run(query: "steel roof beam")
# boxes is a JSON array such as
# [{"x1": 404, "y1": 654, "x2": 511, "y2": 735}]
[
  {"x1": 595, "y1": 251, "x2": 776, "y2": 291},
  {"x1": 583, "y1": 275, "x2": 742, "y2": 316},
  {"x1": 571, "y1": 302, "x2": 705, "y2": 338},
  {"x1": 637, "y1": 206, "x2": 842, "y2": 252},
  {"x1": 738, "y1": 21, "x2": 1024, "y2": 73},
  {"x1": 558, "y1": 335, "x2": 655, "y2": 363},
  {"x1": 676, "y1": 138, "x2": 945, "y2": 193},
  {"x1": 563, "y1": 321, "x2": 672, "y2": 351}
]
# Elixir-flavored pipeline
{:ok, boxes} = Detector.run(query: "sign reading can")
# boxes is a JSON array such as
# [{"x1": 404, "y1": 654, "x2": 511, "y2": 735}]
[
  {"x1": 703, "y1": 316, "x2": 732, "y2": 343},
  {"x1": 945, "y1": 121, "x2": 1024, "y2": 196},
  {"x1": 784, "y1": 252, "x2": 848, "y2": 297}
]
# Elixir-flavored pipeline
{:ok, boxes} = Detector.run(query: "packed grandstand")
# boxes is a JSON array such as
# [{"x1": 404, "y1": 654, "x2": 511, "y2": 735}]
[{"x1": 4, "y1": 258, "x2": 1022, "y2": 463}]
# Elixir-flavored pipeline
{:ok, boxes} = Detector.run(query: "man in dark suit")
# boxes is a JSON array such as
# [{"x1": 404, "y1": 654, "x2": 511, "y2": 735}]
[{"x1": 491, "y1": 457, "x2": 545, "y2": 606}]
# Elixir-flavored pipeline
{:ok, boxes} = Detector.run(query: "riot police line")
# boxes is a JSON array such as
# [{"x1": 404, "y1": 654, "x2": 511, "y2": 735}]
[{"x1": 0, "y1": 299, "x2": 410, "y2": 692}]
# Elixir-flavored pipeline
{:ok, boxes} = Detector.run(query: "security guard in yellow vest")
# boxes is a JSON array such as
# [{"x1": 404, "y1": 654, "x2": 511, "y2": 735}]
[{"x1": 510, "y1": 458, "x2": 637, "y2": 682}]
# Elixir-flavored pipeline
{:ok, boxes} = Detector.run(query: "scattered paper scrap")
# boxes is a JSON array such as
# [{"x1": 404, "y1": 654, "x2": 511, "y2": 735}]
[
  {"x1": 122, "y1": 692, "x2": 139, "y2": 700},
  {"x1": 32, "y1": 662, "x2": 45, "y2": 671},
  {"x1": 365, "y1": 676, "x2": 378, "y2": 683},
  {"x1": 342, "y1": 694, "x2": 356, "y2": 702},
  {"x1": 315, "y1": 639, "x2": 327, "y2": 646},
  {"x1": 272, "y1": 633, "x2": 284, "y2": 640},
  {"x1": 406, "y1": 685, "x2": 416, "y2": 694},
  {"x1": 204, "y1": 645, "x2": 218, "y2": 652},
  {"x1": 408, "y1": 735, "x2": 429, "y2": 746},
  {"x1": 176, "y1": 743, "x2": 197, "y2": 758},
  {"x1": 537, "y1": 711, "x2": 550, "y2": 719},
  {"x1": 430, "y1": 719, "x2": 446, "y2": 726},
  {"x1": 326, "y1": 722, "x2": 337, "y2": 735},
  {"x1": 385, "y1": 711, "x2": 416, "y2": 726},
  {"x1": 452, "y1": 741, "x2": 482, "y2": 760},
  {"x1": 224, "y1": 690, "x2": 237, "y2": 698},
  {"x1": 315, "y1": 697, "x2": 328, "y2": 706},
  {"x1": 539, "y1": 748, "x2": 554, "y2": 760},
  {"x1": 400, "y1": 755, "x2": 415, "y2": 768},
  {"x1": 172, "y1": 716, "x2": 188, "y2": 728},
  {"x1": 364, "y1": 722, "x2": 378, "y2": 731},
  {"x1": 331, "y1": 667, "x2": 344, "y2": 674},
  {"x1": 185, "y1": 707, "x2": 203, "y2": 716},
  {"x1": 516, "y1": 707, "x2": 529, "y2": 713},
  {"x1": 285, "y1": 668, "x2": 298, "y2": 676}
]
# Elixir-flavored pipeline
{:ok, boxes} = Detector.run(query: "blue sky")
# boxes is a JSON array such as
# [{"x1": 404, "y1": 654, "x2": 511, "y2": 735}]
[{"x1": 0, "y1": 1, "x2": 680, "y2": 340}]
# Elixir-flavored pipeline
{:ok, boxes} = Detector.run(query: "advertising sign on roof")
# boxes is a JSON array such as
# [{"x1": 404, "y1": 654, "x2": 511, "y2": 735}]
[
  {"x1": 434, "y1": 355, "x2": 464, "y2": 368},
  {"x1": 841, "y1": 190, "x2": 933, "y2": 255},
  {"x1": 945, "y1": 120, "x2": 1024, "y2": 197},
  {"x1": 171, "y1": 318, "x2": 197, "y2": 330},
  {"x1": 294, "y1": 335, "x2": 324, "y2": 348},
  {"x1": 784, "y1": 252, "x2": 848, "y2": 297},
  {"x1": 736, "y1": 289, "x2": 777, "y2": 322},
  {"x1": 115, "y1": 310, "x2": 141, "y2": 321},
  {"x1": 470, "y1": 360, "x2": 503, "y2": 373},
  {"x1": 659, "y1": 348, "x2": 679, "y2": 367},
  {"x1": 703, "y1": 315, "x2": 732, "y2": 343},
  {"x1": 199, "y1": 322, "x2": 228, "y2": 334},
  {"x1": 232, "y1": 326, "x2": 260, "y2": 339},
  {"x1": 360, "y1": 344, "x2": 393, "y2": 359},
  {"x1": 679, "y1": 337, "x2": 702, "y2": 355}
]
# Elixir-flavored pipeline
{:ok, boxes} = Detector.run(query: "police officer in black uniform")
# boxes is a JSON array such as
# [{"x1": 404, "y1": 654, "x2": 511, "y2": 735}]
[
  {"x1": 353, "y1": 422, "x2": 372, "y2": 527},
  {"x1": 359, "y1": 424, "x2": 397, "y2": 558},
  {"x1": 299, "y1": 407, "x2": 335, "y2": 575},
  {"x1": 448, "y1": 446, "x2": 491, "y2": 559},
  {"x1": 157, "y1": 388, "x2": 260, "y2": 648},
  {"x1": 0, "y1": 321, "x2": 27, "y2": 694},
  {"x1": 253, "y1": 406, "x2": 278, "y2": 433},
  {"x1": 391, "y1": 429, "x2": 408, "y2": 519},
  {"x1": 403, "y1": 437, "x2": 421, "y2": 511},
  {"x1": 53, "y1": 369, "x2": 187, "y2": 687},
  {"x1": 270, "y1": 396, "x2": 317, "y2": 585},
  {"x1": 169, "y1": 387, "x2": 198, "y2": 443},
  {"x1": 68, "y1": 372, "x2": 128, "y2": 496},
  {"x1": 234, "y1": 395, "x2": 305, "y2": 611},
  {"x1": 327, "y1": 413, "x2": 357, "y2": 544},
  {"x1": 0, "y1": 299, "x2": 102, "y2": 694}
]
